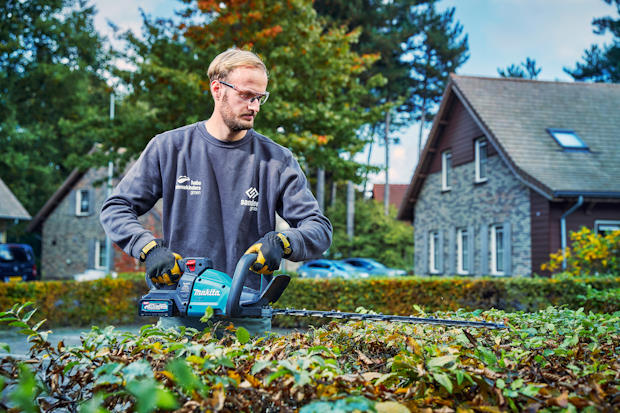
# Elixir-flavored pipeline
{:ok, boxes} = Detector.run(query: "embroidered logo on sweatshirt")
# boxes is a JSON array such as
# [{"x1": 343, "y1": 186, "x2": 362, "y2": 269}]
[
  {"x1": 175, "y1": 175, "x2": 202, "y2": 195},
  {"x1": 241, "y1": 187, "x2": 259, "y2": 211}
]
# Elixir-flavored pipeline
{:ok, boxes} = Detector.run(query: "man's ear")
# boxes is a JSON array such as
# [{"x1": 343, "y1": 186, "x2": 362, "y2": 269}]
[{"x1": 210, "y1": 80, "x2": 222, "y2": 101}]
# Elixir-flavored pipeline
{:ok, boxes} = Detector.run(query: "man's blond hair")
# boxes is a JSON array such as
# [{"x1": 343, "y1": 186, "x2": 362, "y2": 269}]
[{"x1": 208, "y1": 48, "x2": 267, "y2": 82}]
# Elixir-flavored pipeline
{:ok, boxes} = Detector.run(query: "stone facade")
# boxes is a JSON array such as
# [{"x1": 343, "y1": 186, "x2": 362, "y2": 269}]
[
  {"x1": 41, "y1": 167, "x2": 162, "y2": 279},
  {"x1": 413, "y1": 155, "x2": 531, "y2": 276}
]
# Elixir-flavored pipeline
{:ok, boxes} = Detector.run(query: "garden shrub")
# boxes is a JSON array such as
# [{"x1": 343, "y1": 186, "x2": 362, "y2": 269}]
[
  {"x1": 1, "y1": 303, "x2": 618, "y2": 412},
  {"x1": 542, "y1": 227, "x2": 620, "y2": 275},
  {"x1": 1, "y1": 276, "x2": 618, "y2": 329}
]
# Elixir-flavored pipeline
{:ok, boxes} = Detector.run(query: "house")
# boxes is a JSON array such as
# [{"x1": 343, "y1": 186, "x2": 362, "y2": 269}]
[
  {"x1": 397, "y1": 75, "x2": 620, "y2": 276},
  {"x1": 371, "y1": 184, "x2": 409, "y2": 211},
  {"x1": 0, "y1": 177, "x2": 31, "y2": 242},
  {"x1": 27, "y1": 164, "x2": 163, "y2": 279}
]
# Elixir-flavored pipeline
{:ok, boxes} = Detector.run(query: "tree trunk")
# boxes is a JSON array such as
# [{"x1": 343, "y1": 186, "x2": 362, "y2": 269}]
[
  {"x1": 346, "y1": 181, "x2": 355, "y2": 240},
  {"x1": 417, "y1": 100, "x2": 426, "y2": 165},
  {"x1": 362, "y1": 124, "x2": 378, "y2": 197},
  {"x1": 316, "y1": 167, "x2": 325, "y2": 212},
  {"x1": 384, "y1": 109, "x2": 390, "y2": 216},
  {"x1": 331, "y1": 180, "x2": 337, "y2": 209}
]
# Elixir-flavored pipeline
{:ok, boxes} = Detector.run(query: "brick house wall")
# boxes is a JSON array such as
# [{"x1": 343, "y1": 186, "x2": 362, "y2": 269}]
[
  {"x1": 41, "y1": 167, "x2": 162, "y2": 279},
  {"x1": 414, "y1": 155, "x2": 532, "y2": 276}
]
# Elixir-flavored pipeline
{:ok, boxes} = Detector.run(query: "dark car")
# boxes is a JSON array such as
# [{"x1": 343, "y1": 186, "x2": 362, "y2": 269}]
[
  {"x1": 339, "y1": 258, "x2": 406, "y2": 277},
  {"x1": 0, "y1": 244, "x2": 37, "y2": 282}
]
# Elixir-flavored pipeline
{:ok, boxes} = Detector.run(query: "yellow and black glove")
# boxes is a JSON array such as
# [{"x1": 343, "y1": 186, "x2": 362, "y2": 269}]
[
  {"x1": 244, "y1": 232, "x2": 292, "y2": 275},
  {"x1": 140, "y1": 239, "x2": 182, "y2": 285}
]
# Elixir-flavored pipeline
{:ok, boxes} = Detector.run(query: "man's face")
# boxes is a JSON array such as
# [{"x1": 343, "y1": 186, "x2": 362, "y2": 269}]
[{"x1": 217, "y1": 66, "x2": 268, "y2": 132}]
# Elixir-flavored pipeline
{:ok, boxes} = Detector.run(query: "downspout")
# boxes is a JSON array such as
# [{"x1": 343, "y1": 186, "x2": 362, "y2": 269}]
[{"x1": 560, "y1": 195, "x2": 583, "y2": 271}]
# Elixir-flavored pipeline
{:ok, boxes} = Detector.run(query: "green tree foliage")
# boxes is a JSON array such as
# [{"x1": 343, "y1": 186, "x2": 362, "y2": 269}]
[
  {"x1": 104, "y1": 0, "x2": 385, "y2": 180},
  {"x1": 325, "y1": 192, "x2": 413, "y2": 269},
  {"x1": 497, "y1": 57, "x2": 542, "y2": 79},
  {"x1": 564, "y1": 0, "x2": 620, "y2": 82},
  {"x1": 0, "y1": 0, "x2": 110, "y2": 215}
]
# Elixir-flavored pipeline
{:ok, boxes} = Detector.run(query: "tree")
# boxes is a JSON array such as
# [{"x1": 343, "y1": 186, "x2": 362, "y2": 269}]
[
  {"x1": 564, "y1": 0, "x2": 620, "y2": 82},
  {"x1": 498, "y1": 57, "x2": 542, "y2": 79},
  {"x1": 0, "y1": 0, "x2": 110, "y2": 215},
  {"x1": 103, "y1": 0, "x2": 385, "y2": 182},
  {"x1": 408, "y1": 4, "x2": 468, "y2": 164},
  {"x1": 314, "y1": 0, "x2": 468, "y2": 214},
  {"x1": 325, "y1": 192, "x2": 413, "y2": 269}
]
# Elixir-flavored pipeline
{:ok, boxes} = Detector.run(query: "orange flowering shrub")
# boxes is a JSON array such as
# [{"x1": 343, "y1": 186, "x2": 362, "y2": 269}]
[{"x1": 542, "y1": 227, "x2": 620, "y2": 276}]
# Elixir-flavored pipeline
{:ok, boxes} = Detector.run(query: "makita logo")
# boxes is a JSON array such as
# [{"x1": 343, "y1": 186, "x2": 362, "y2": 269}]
[
  {"x1": 177, "y1": 175, "x2": 190, "y2": 184},
  {"x1": 143, "y1": 302, "x2": 169, "y2": 311},
  {"x1": 245, "y1": 187, "x2": 259, "y2": 199},
  {"x1": 194, "y1": 289, "x2": 221, "y2": 297}
]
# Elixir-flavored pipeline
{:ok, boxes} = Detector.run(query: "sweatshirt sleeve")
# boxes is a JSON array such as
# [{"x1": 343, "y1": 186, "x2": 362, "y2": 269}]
[
  {"x1": 277, "y1": 156, "x2": 333, "y2": 261},
  {"x1": 100, "y1": 137, "x2": 163, "y2": 259}
]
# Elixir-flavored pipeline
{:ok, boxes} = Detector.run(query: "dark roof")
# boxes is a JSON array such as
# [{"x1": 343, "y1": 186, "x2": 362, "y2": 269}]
[
  {"x1": 0, "y1": 177, "x2": 31, "y2": 221},
  {"x1": 398, "y1": 75, "x2": 620, "y2": 220},
  {"x1": 372, "y1": 184, "x2": 409, "y2": 209}
]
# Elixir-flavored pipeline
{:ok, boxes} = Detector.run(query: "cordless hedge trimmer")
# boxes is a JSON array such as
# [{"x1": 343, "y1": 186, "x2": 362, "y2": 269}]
[{"x1": 139, "y1": 254, "x2": 506, "y2": 329}]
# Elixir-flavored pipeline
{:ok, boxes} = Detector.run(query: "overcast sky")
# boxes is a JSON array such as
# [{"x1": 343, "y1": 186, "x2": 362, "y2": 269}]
[{"x1": 92, "y1": 0, "x2": 615, "y2": 186}]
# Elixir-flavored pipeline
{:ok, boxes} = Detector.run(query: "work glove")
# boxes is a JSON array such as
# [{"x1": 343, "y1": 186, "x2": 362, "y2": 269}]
[
  {"x1": 140, "y1": 239, "x2": 183, "y2": 285},
  {"x1": 244, "y1": 231, "x2": 292, "y2": 275}
]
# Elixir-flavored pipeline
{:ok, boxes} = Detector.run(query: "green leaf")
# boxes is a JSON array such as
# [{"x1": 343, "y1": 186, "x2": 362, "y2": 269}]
[
  {"x1": 455, "y1": 370, "x2": 464, "y2": 386},
  {"x1": 122, "y1": 360, "x2": 153, "y2": 382},
  {"x1": 251, "y1": 360, "x2": 272, "y2": 375},
  {"x1": 496, "y1": 378, "x2": 506, "y2": 389},
  {"x1": 10, "y1": 364, "x2": 40, "y2": 413},
  {"x1": 8, "y1": 320, "x2": 29, "y2": 329},
  {"x1": 200, "y1": 306, "x2": 214, "y2": 323},
  {"x1": 78, "y1": 393, "x2": 109, "y2": 413},
  {"x1": 236, "y1": 326, "x2": 250, "y2": 344},
  {"x1": 432, "y1": 372, "x2": 453, "y2": 394},
  {"x1": 126, "y1": 378, "x2": 178, "y2": 413},
  {"x1": 427, "y1": 355, "x2": 456, "y2": 368},
  {"x1": 22, "y1": 308, "x2": 36, "y2": 323},
  {"x1": 0, "y1": 343, "x2": 10, "y2": 353},
  {"x1": 167, "y1": 358, "x2": 204, "y2": 396},
  {"x1": 477, "y1": 347, "x2": 497, "y2": 367}
]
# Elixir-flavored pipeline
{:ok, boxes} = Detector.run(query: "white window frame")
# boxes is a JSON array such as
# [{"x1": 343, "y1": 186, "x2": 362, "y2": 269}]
[
  {"x1": 475, "y1": 138, "x2": 488, "y2": 183},
  {"x1": 594, "y1": 220, "x2": 620, "y2": 235},
  {"x1": 95, "y1": 240, "x2": 107, "y2": 270},
  {"x1": 490, "y1": 224, "x2": 505, "y2": 276},
  {"x1": 457, "y1": 228, "x2": 470, "y2": 275},
  {"x1": 441, "y1": 151, "x2": 452, "y2": 191},
  {"x1": 75, "y1": 189, "x2": 90, "y2": 216},
  {"x1": 429, "y1": 231, "x2": 440, "y2": 274}
]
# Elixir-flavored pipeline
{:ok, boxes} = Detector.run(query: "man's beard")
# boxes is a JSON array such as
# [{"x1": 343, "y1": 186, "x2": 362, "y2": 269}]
[{"x1": 221, "y1": 93, "x2": 254, "y2": 132}]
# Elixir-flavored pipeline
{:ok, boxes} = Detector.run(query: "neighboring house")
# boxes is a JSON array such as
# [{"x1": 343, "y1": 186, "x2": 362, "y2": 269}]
[
  {"x1": 371, "y1": 184, "x2": 409, "y2": 211},
  {"x1": 397, "y1": 75, "x2": 620, "y2": 276},
  {"x1": 28, "y1": 164, "x2": 163, "y2": 279},
  {"x1": 0, "y1": 177, "x2": 31, "y2": 242}
]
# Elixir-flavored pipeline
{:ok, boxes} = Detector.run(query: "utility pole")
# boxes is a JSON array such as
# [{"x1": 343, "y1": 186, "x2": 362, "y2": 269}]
[
  {"x1": 105, "y1": 93, "x2": 114, "y2": 276},
  {"x1": 346, "y1": 181, "x2": 355, "y2": 241}
]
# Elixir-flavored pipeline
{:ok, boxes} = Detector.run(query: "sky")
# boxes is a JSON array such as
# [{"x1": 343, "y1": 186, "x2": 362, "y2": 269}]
[{"x1": 91, "y1": 0, "x2": 615, "y2": 187}]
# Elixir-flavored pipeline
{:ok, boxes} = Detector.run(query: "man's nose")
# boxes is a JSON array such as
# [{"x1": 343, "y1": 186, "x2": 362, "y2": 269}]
[{"x1": 248, "y1": 99, "x2": 261, "y2": 110}]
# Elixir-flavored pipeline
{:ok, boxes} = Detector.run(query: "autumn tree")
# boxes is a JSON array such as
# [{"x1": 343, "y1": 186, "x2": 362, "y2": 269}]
[
  {"x1": 102, "y1": 0, "x2": 385, "y2": 182},
  {"x1": 564, "y1": 0, "x2": 619, "y2": 82}
]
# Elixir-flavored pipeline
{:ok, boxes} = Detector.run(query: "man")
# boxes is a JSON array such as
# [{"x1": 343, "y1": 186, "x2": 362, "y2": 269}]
[{"x1": 100, "y1": 48, "x2": 332, "y2": 335}]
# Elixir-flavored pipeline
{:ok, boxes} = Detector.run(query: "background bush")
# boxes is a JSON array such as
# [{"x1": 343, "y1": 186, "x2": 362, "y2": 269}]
[
  {"x1": 542, "y1": 227, "x2": 620, "y2": 275},
  {"x1": 1, "y1": 275, "x2": 618, "y2": 328}
]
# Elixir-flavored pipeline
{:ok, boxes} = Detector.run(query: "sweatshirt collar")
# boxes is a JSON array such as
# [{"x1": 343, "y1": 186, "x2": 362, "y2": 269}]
[{"x1": 197, "y1": 122, "x2": 254, "y2": 148}]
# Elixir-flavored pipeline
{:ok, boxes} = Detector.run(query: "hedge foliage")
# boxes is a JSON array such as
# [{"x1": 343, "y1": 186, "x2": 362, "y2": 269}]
[
  {"x1": 0, "y1": 278, "x2": 149, "y2": 327},
  {"x1": 1, "y1": 275, "x2": 618, "y2": 329}
]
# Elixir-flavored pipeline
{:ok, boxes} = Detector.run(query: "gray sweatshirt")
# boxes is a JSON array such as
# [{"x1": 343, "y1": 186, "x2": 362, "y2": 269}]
[{"x1": 100, "y1": 122, "x2": 332, "y2": 280}]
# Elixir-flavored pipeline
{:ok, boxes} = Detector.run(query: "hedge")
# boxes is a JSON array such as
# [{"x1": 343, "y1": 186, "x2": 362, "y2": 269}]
[{"x1": 1, "y1": 276, "x2": 618, "y2": 328}]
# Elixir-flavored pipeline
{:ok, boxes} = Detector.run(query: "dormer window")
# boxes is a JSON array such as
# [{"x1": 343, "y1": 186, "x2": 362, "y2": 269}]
[{"x1": 547, "y1": 129, "x2": 588, "y2": 151}]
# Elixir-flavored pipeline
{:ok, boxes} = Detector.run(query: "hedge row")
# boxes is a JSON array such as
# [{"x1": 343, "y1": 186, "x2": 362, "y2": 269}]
[{"x1": 1, "y1": 276, "x2": 618, "y2": 328}]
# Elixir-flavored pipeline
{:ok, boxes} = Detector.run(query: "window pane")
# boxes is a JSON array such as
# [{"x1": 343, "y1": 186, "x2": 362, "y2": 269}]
[
  {"x1": 548, "y1": 129, "x2": 588, "y2": 149},
  {"x1": 462, "y1": 231, "x2": 469, "y2": 271},
  {"x1": 496, "y1": 227, "x2": 504, "y2": 272},
  {"x1": 80, "y1": 190, "x2": 89, "y2": 213},
  {"x1": 98, "y1": 241, "x2": 107, "y2": 268},
  {"x1": 479, "y1": 141, "x2": 487, "y2": 179}
]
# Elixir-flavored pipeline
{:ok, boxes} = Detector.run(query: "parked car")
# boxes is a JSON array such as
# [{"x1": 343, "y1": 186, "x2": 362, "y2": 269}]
[
  {"x1": 0, "y1": 243, "x2": 37, "y2": 282},
  {"x1": 297, "y1": 259, "x2": 367, "y2": 279},
  {"x1": 339, "y1": 258, "x2": 406, "y2": 277}
]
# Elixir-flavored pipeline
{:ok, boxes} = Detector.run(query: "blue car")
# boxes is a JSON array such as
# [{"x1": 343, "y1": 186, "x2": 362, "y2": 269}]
[
  {"x1": 0, "y1": 244, "x2": 37, "y2": 282},
  {"x1": 339, "y1": 258, "x2": 406, "y2": 277},
  {"x1": 297, "y1": 259, "x2": 364, "y2": 279}
]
